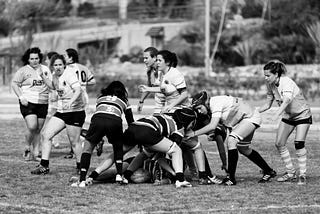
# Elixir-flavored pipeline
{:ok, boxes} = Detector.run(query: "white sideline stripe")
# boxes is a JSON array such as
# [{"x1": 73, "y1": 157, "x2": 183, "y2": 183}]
[
  {"x1": 0, "y1": 202, "x2": 73, "y2": 213},
  {"x1": 0, "y1": 157, "x2": 77, "y2": 168},
  {"x1": 144, "y1": 204, "x2": 320, "y2": 213}
]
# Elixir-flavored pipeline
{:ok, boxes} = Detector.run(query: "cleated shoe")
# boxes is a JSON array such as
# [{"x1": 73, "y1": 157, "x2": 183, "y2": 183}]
[
  {"x1": 222, "y1": 177, "x2": 237, "y2": 186},
  {"x1": 277, "y1": 172, "x2": 297, "y2": 182},
  {"x1": 297, "y1": 174, "x2": 306, "y2": 185},
  {"x1": 175, "y1": 180, "x2": 192, "y2": 188},
  {"x1": 96, "y1": 140, "x2": 104, "y2": 157},
  {"x1": 31, "y1": 165, "x2": 49, "y2": 175},
  {"x1": 208, "y1": 175, "x2": 223, "y2": 184},
  {"x1": 71, "y1": 181, "x2": 87, "y2": 188},
  {"x1": 259, "y1": 169, "x2": 277, "y2": 183}
]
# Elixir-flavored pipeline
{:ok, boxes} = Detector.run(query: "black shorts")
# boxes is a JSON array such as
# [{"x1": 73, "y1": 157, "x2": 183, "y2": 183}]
[
  {"x1": 85, "y1": 113, "x2": 123, "y2": 146},
  {"x1": 54, "y1": 111, "x2": 86, "y2": 127},
  {"x1": 20, "y1": 102, "x2": 48, "y2": 119},
  {"x1": 123, "y1": 124, "x2": 163, "y2": 147},
  {"x1": 282, "y1": 116, "x2": 312, "y2": 126}
]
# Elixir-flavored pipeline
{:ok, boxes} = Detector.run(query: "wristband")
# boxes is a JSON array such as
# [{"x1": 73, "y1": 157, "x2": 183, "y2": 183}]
[
  {"x1": 139, "y1": 101, "x2": 144, "y2": 104},
  {"x1": 19, "y1": 95, "x2": 25, "y2": 100},
  {"x1": 193, "y1": 131, "x2": 196, "y2": 137}
]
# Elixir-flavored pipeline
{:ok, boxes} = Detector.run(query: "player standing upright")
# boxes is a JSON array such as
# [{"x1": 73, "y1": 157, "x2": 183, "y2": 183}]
[
  {"x1": 63, "y1": 48, "x2": 96, "y2": 158},
  {"x1": 12, "y1": 47, "x2": 51, "y2": 161},
  {"x1": 259, "y1": 60, "x2": 312, "y2": 185}
]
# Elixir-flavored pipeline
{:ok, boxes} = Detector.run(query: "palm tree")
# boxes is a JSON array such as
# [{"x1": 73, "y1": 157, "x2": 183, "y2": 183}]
[
  {"x1": 306, "y1": 22, "x2": 320, "y2": 63},
  {"x1": 233, "y1": 39, "x2": 257, "y2": 65}
]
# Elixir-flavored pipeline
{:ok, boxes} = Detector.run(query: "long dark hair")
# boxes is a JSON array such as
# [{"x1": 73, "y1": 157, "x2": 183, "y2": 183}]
[
  {"x1": 65, "y1": 48, "x2": 79, "y2": 63},
  {"x1": 263, "y1": 60, "x2": 287, "y2": 77},
  {"x1": 157, "y1": 50, "x2": 178, "y2": 68},
  {"x1": 100, "y1": 81, "x2": 128, "y2": 103},
  {"x1": 21, "y1": 47, "x2": 43, "y2": 65}
]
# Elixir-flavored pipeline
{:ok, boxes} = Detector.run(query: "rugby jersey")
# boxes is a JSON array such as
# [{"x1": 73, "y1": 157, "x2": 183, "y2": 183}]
[
  {"x1": 266, "y1": 76, "x2": 311, "y2": 120},
  {"x1": 95, "y1": 95, "x2": 130, "y2": 119},
  {"x1": 161, "y1": 67, "x2": 189, "y2": 107},
  {"x1": 133, "y1": 114, "x2": 183, "y2": 139},
  {"x1": 12, "y1": 64, "x2": 51, "y2": 104},
  {"x1": 65, "y1": 63, "x2": 95, "y2": 105},
  {"x1": 65, "y1": 63, "x2": 94, "y2": 89},
  {"x1": 55, "y1": 70, "x2": 85, "y2": 113}
]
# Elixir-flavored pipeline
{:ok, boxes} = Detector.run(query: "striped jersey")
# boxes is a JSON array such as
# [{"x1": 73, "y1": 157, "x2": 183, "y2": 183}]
[
  {"x1": 133, "y1": 114, "x2": 183, "y2": 139},
  {"x1": 95, "y1": 95, "x2": 129, "y2": 118},
  {"x1": 12, "y1": 64, "x2": 51, "y2": 104}
]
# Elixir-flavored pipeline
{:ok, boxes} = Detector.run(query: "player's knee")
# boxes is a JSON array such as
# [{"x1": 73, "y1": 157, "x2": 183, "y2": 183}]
[
  {"x1": 237, "y1": 145, "x2": 251, "y2": 156},
  {"x1": 167, "y1": 142, "x2": 181, "y2": 156},
  {"x1": 189, "y1": 141, "x2": 201, "y2": 151},
  {"x1": 294, "y1": 141, "x2": 305, "y2": 150},
  {"x1": 227, "y1": 134, "x2": 240, "y2": 150}
]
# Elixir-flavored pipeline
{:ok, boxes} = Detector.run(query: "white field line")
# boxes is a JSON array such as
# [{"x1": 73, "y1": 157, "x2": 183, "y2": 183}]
[
  {"x1": 1, "y1": 201, "x2": 319, "y2": 214},
  {"x1": 143, "y1": 204, "x2": 320, "y2": 214},
  {"x1": 0, "y1": 202, "x2": 74, "y2": 213}
]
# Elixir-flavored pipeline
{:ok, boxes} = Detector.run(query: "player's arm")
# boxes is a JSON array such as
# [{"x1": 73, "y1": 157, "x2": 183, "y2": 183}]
[
  {"x1": 125, "y1": 106, "x2": 135, "y2": 124},
  {"x1": 274, "y1": 96, "x2": 291, "y2": 118},
  {"x1": 161, "y1": 88, "x2": 188, "y2": 113},
  {"x1": 258, "y1": 97, "x2": 274, "y2": 113},
  {"x1": 187, "y1": 116, "x2": 220, "y2": 138}
]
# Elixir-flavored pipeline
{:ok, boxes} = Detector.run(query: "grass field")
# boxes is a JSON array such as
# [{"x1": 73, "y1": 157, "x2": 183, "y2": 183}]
[{"x1": 0, "y1": 119, "x2": 320, "y2": 214}]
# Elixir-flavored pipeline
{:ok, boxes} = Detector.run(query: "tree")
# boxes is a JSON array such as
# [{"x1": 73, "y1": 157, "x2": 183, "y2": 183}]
[{"x1": 306, "y1": 22, "x2": 320, "y2": 63}]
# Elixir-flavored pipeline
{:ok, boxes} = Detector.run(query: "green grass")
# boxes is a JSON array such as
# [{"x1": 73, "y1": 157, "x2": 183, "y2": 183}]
[{"x1": 0, "y1": 119, "x2": 320, "y2": 213}]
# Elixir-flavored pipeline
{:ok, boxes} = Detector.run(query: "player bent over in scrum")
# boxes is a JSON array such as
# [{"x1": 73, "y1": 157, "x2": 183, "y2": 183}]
[
  {"x1": 71, "y1": 81, "x2": 134, "y2": 187},
  {"x1": 187, "y1": 91, "x2": 276, "y2": 186},
  {"x1": 74, "y1": 108, "x2": 196, "y2": 188}
]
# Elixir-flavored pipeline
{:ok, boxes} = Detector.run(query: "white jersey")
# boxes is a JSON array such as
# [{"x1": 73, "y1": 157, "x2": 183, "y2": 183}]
[
  {"x1": 266, "y1": 76, "x2": 311, "y2": 120},
  {"x1": 209, "y1": 95, "x2": 261, "y2": 128},
  {"x1": 12, "y1": 64, "x2": 51, "y2": 104},
  {"x1": 65, "y1": 63, "x2": 94, "y2": 105},
  {"x1": 55, "y1": 70, "x2": 85, "y2": 113},
  {"x1": 161, "y1": 67, "x2": 189, "y2": 108}
]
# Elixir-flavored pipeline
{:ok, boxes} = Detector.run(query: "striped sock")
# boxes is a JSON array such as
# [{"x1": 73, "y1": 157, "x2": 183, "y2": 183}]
[
  {"x1": 296, "y1": 148, "x2": 307, "y2": 175},
  {"x1": 279, "y1": 147, "x2": 295, "y2": 174}
]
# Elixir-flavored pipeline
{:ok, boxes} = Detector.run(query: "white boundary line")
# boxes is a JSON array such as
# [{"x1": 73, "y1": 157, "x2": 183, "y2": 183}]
[
  {"x1": 139, "y1": 204, "x2": 320, "y2": 213},
  {"x1": 0, "y1": 202, "x2": 74, "y2": 213},
  {"x1": 1, "y1": 202, "x2": 319, "y2": 213}
]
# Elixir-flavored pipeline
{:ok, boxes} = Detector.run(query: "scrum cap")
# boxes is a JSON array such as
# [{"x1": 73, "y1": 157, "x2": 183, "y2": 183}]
[
  {"x1": 172, "y1": 107, "x2": 197, "y2": 129},
  {"x1": 191, "y1": 91, "x2": 208, "y2": 107}
]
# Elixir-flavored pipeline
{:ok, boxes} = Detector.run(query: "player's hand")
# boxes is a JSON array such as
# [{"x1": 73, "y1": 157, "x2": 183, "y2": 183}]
[
  {"x1": 185, "y1": 130, "x2": 194, "y2": 139},
  {"x1": 19, "y1": 96, "x2": 28, "y2": 106},
  {"x1": 63, "y1": 101, "x2": 72, "y2": 109},
  {"x1": 160, "y1": 105, "x2": 171, "y2": 113},
  {"x1": 137, "y1": 102, "x2": 143, "y2": 113},
  {"x1": 138, "y1": 85, "x2": 147, "y2": 93}
]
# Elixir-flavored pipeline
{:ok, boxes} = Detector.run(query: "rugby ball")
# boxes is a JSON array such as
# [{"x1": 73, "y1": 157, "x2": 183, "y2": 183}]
[{"x1": 130, "y1": 168, "x2": 151, "y2": 183}]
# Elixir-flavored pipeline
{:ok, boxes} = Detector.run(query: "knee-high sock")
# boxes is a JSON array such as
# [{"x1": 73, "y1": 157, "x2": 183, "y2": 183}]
[
  {"x1": 80, "y1": 153, "x2": 91, "y2": 182},
  {"x1": 278, "y1": 147, "x2": 295, "y2": 174},
  {"x1": 296, "y1": 148, "x2": 307, "y2": 175},
  {"x1": 227, "y1": 149, "x2": 238, "y2": 181},
  {"x1": 204, "y1": 151, "x2": 213, "y2": 177},
  {"x1": 113, "y1": 142, "x2": 123, "y2": 175},
  {"x1": 246, "y1": 149, "x2": 272, "y2": 172}
]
